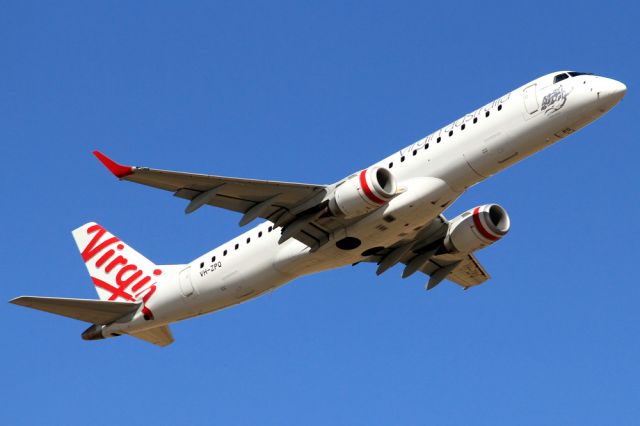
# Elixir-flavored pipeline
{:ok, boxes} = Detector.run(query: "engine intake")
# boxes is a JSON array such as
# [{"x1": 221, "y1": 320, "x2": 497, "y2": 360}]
[
  {"x1": 329, "y1": 167, "x2": 397, "y2": 217},
  {"x1": 444, "y1": 204, "x2": 510, "y2": 253}
]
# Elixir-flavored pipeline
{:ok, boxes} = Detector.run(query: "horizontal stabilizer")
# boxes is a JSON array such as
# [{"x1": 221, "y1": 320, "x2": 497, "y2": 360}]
[
  {"x1": 10, "y1": 296, "x2": 140, "y2": 324},
  {"x1": 129, "y1": 325, "x2": 174, "y2": 347}
]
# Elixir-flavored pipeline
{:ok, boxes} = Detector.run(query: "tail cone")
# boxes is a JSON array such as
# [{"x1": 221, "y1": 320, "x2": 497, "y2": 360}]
[{"x1": 81, "y1": 324, "x2": 105, "y2": 341}]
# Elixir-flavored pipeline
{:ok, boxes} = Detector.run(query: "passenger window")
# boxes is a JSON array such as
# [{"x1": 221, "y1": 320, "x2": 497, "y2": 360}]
[
  {"x1": 389, "y1": 162, "x2": 393, "y2": 168},
  {"x1": 448, "y1": 130, "x2": 453, "y2": 137},
  {"x1": 424, "y1": 143, "x2": 429, "y2": 150},
  {"x1": 553, "y1": 73, "x2": 569, "y2": 83},
  {"x1": 258, "y1": 231, "x2": 263, "y2": 237},
  {"x1": 485, "y1": 111, "x2": 490, "y2": 118},
  {"x1": 473, "y1": 117, "x2": 478, "y2": 124},
  {"x1": 498, "y1": 104, "x2": 503, "y2": 111},
  {"x1": 400, "y1": 156, "x2": 405, "y2": 162},
  {"x1": 412, "y1": 150, "x2": 417, "y2": 156},
  {"x1": 223, "y1": 250, "x2": 227, "y2": 256},
  {"x1": 246, "y1": 238, "x2": 250, "y2": 244},
  {"x1": 200, "y1": 262, "x2": 204, "y2": 268},
  {"x1": 211, "y1": 256, "x2": 216, "y2": 262},
  {"x1": 268, "y1": 226, "x2": 273, "y2": 232},
  {"x1": 461, "y1": 124, "x2": 465, "y2": 130},
  {"x1": 235, "y1": 243, "x2": 239, "y2": 250},
  {"x1": 437, "y1": 137, "x2": 441, "y2": 143}
]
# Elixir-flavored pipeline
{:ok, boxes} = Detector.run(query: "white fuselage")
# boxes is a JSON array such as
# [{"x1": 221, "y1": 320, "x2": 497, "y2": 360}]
[{"x1": 105, "y1": 72, "x2": 625, "y2": 336}]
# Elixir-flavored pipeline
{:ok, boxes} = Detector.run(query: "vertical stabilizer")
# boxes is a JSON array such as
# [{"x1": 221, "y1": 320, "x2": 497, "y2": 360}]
[{"x1": 71, "y1": 223, "x2": 163, "y2": 319}]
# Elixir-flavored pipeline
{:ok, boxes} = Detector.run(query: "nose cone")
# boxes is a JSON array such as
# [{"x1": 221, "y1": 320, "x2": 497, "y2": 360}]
[
  {"x1": 608, "y1": 79, "x2": 627, "y2": 99},
  {"x1": 598, "y1": 78, "x2": 627, "y2": 107}
]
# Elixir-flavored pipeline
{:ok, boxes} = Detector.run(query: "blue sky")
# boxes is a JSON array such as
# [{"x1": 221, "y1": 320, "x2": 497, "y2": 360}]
[{"x1": 2, "y1": 1, "x2": 638, "y2": 425}]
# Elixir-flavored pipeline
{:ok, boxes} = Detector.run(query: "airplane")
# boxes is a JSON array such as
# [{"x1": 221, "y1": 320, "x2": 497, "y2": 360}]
[{"x1": 10, "y1": 71, "x2": 626, "y2": 346}]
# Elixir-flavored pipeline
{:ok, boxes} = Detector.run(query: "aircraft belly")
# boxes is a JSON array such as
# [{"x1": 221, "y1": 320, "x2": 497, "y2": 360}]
[
  {"x1": 201, "y1": 257, "x2": 290, "y2": 312},
  {"x1": 274, "y1": 178, "x2": 461, "y2": 276}
]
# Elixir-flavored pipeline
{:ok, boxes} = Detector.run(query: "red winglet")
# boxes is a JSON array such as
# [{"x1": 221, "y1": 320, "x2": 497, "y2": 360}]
[{"x1": 93, "y1": 151, "x2": 134, "y2": 178}]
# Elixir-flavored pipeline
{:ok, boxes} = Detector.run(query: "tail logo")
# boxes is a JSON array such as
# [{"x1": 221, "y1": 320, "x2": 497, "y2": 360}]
[{"x1": 82, "y1": 224, "x2": 161, "y2": 319}]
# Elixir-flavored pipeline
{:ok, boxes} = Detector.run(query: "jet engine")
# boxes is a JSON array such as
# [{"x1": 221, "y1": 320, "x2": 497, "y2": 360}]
[
  {"x1": 444, "y1": 204, "x2": 510, "y2": 253},
  {"x1": 329, "y1": 167, "x2": 398, "y2": 218}
]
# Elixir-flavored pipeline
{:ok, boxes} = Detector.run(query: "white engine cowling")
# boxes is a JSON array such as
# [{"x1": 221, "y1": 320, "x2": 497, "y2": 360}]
[
  {"x1": 444, "y1": 204, "x2": 510, "y2": 253},
  {"x1": 329, "y1": 167, "x2": 398, "y2": 217}
]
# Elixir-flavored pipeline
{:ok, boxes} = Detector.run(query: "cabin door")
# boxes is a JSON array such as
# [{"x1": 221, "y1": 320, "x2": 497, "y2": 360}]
[
  {"x1": 179, "y1": 267, "x2": 195, "y2": 297},
  {"x1": 523, "y1": 84, "x2": 539, "y2": 114}
]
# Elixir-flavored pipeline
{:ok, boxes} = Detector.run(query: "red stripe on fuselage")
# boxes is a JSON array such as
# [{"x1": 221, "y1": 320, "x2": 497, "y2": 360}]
[
  {"x1": 473, "y1": 207, "x2": 499, "y2": 241},
  {"x1": 359, "y1": 169, "x2": 386, "y2": 205}
]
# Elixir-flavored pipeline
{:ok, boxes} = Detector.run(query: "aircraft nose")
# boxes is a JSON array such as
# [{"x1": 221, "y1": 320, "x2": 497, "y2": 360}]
[
  {"x1": 608, "y1": 79, "x2": 627, "y2": 98},
  {"x1": 598, "y1": 78, "x2": 627, "y2": 105}
]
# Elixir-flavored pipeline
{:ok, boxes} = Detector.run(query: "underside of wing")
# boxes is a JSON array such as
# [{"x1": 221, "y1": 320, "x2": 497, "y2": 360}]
[
  {"x1": 417, "y1": 253, "x2": 490, "y2": 287},
  {"x1": 93, "y1": 151, "x2": 341, "y2": 247},
  {"x1": 94, "y1": 151, "x2": 325, "y2": 216},
  {"x1": 359, "y1": 214, "x2": 491, "y2": 290}
]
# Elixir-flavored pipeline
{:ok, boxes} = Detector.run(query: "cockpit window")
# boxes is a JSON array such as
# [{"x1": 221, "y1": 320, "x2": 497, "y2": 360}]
[
  {"x1": 553, "y1": 73, "x2": 570, "y2": 84},
  {"x1": 568, "y1": 71, "x2": 594, "y2": 77}
]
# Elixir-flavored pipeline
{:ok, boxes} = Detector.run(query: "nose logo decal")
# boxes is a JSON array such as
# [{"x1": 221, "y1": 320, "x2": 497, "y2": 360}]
[{"x1": 541, "y1": 85, "x2": 571, "y2": 115}]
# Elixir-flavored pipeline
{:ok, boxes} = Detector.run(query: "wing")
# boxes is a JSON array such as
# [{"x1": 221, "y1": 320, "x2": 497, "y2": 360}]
[
  {"x1": 361, "y1": 215, "x2": 491, "y2": 290},
  {"x1": 93, "y1": 151, "x2": 340, "y2": 248},
  {"x1": 416, "y1": 253, "x2": 490, "y2": 288}
]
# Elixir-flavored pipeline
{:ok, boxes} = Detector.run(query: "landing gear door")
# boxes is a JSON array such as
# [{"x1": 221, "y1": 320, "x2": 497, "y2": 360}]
[
  {"x1": 179, "y1": 267, "x2": 195, "y2": 297},
  {"x1": 523, "y1": 84, "x2": 539, "y2": 116}
]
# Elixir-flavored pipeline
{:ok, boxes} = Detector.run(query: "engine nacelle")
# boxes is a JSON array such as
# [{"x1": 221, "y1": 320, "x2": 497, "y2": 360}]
[
  {"x1": 329, "y1": 167, "x2": 397, "y2": 217},
  {"x1": 444, "y1": 204, "x2": 510, "y2": 253}
]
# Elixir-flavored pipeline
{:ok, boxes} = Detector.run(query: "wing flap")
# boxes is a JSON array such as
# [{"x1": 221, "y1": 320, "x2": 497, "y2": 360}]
[
  {"x1": 131, "y1": 168, "x2": 323, "y2": 200},
  {"x1": 447, "y1": 253, "x2": 490, "y2": 287},
  {"x1": 421, "y1": 254, "x2": 490, "y2": 287}
]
